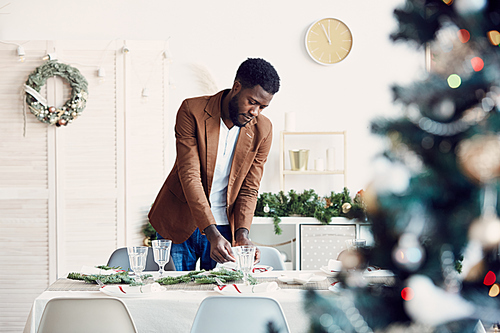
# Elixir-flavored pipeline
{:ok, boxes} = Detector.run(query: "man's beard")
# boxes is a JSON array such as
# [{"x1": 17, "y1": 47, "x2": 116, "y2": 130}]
[{"x1": 228, "y1": 93, "x2": 252, "y2": 127}]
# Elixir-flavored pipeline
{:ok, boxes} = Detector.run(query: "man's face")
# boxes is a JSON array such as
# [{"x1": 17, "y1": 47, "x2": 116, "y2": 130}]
[{"x1": 228, "y1": 84, "x2": 274, "y2": 127}]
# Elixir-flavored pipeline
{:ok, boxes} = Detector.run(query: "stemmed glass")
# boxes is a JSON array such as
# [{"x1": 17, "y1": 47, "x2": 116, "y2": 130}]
[
  {"x1": 127, "y1": 246, "x2": 148, "y2": 283},
  {"x1": 234, "y1": 245, "x2": 256, "y2": 286},
  {"x1": 152, "y1": 239, "x2": 172, "y2": 278}
]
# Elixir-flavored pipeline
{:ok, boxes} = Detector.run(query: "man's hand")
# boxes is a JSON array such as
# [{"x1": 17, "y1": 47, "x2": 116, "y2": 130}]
[
  {"x1": 204, "y1": 225, "x2": 236, "y2": 263},
  {"x1": 234, "y1": 228, "x2": 261, "y2": 264}
]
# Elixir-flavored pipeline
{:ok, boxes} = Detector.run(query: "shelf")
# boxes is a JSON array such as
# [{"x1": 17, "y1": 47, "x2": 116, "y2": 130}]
[{"x1": 279, "y1": 131, "x2": 347, "y2": 191}]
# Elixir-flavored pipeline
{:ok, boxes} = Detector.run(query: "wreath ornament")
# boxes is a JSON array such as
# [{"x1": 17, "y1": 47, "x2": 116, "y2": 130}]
[{"x1": 24, "y1": 60, "x2": 88, "y2": 127}]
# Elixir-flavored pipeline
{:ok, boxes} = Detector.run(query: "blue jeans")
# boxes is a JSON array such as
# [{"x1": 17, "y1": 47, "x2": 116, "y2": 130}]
[{"x1": 156, "y1": 225, "x2": 232, "y2": 271}]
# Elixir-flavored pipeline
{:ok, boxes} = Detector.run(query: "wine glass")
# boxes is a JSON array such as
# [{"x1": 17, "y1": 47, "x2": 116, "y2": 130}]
[
  {"x1": 127, "y1": 246, "x2": 148, "y2": 283},
  {"x1": 152, "y1": 239, "x2": 172, "y2": 278},
  {"x1": 234, "y1": 245, "x2": 256, "y2": 285}
]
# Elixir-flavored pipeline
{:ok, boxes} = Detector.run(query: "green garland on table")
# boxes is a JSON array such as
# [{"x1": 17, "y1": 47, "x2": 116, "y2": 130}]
[
  {"x1": 25, "y1": 60, "x2": 88, "y2": 127},
  {"x1": 254, "y1": 187, "x2": 367, "y2": 235},
  {"x1": 68, "y1": 267, "x2": 253, "y2": 286}
]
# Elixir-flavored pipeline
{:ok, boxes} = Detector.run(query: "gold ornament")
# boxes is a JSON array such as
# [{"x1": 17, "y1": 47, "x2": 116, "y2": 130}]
[
  {"x1": 342, "y1": 202, "x2": 352, "y2": 214},
  {"x1": 457, "y1": 135, "x2": 500, "y2": 183}
]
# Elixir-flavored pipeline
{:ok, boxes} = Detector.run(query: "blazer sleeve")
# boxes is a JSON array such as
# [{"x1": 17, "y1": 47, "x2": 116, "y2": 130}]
[
  {"x1": 174, "y1": 99, "x2": 217, "y2": 232},
  {"x1": 232, "y1": 124, "x2": 273, "y2": 231}
]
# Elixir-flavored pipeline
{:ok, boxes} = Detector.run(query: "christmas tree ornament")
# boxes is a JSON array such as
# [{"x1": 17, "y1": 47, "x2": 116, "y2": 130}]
[
  {"x1": 392, "y1": 233, "x2": 425, "y2": 272},
  {"x1": 468, "y1": 212, "x2": 500, "y2": 249},
  {"x1": 404, "y1": 275, "x2": 475, "y2": 327},
  {"x1": 457, "y1": 135, "x2": 500, "y2": 183},
  {"x1": 24, "y1": 60, "x2": 88, "y2": 127}
]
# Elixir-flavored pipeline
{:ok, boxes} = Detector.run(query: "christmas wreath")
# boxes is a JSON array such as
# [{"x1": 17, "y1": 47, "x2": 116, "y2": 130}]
[{"x1": 24, "y1": 60, "x2": 88, "y2": 127}]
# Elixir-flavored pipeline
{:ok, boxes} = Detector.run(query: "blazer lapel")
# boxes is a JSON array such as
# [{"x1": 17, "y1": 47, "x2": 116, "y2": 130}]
[
  {"x1": 229, "y1": 120, "x2": 255, "y2": 185},
  {"x1": 205, "y1": 91, "x2": 224, "y2": 195}
]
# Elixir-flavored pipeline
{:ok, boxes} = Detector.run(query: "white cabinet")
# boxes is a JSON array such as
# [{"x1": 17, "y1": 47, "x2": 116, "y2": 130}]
[
  {"x1": 250, "y1": 217, "x2": 371, "y2": 270},
  {"x1": 279, "y1": 131, "x2": 347, "y2": 191}
]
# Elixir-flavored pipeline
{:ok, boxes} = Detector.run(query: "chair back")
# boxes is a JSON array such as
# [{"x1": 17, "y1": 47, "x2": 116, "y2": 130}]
[
  {"x1": 37, "y1": 297, "x2": 137, "y2": 333},
  {"x1": 190, "y1": 296, "x2": 290, "y2": 333},
  {"x1": 107, "y1": 247, "x2": 176, "y2": 271},
  {"x1": 258, "y1": 246, "x2": 286, "y2": 270}
]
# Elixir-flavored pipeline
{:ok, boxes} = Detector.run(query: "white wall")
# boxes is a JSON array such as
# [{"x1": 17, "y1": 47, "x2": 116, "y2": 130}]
[{"x1": 0, "y1": 0, "x2": 424, "y2": 197}]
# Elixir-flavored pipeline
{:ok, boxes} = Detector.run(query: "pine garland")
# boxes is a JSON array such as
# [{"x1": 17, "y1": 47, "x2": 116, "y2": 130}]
[{"x1": 254, "y1": 187, "x2": 367, "y2": 234}]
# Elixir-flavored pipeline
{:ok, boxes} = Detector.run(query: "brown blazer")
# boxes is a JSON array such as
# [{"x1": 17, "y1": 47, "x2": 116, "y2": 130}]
[{"x1": 148, "y1": 90, "x2": 273, "y2": 244}]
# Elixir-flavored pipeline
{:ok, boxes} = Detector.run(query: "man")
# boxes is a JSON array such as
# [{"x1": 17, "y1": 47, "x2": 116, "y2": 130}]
[{"x1": 148, "y1": 58, "x2": 280, "y2": 271}]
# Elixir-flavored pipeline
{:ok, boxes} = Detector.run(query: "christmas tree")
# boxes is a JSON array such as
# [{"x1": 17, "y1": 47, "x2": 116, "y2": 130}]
[{"x1": 305, "y1": 1, "x2": 500, "y2": 332}]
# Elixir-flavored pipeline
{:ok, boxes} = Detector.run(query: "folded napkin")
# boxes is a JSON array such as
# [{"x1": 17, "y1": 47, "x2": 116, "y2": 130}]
[
  {"x1": 328, "y1": 259, "x2": 342, "y2": 273},
  {"x1": 102, "y1": 282, "x2": 165, "y2": 295},
  {"x1": 215, "y1": 282, "x2": 279, "y2": 294},
  {"x1": 80, "y1": 265, "x2": 126, "y2": 276}
]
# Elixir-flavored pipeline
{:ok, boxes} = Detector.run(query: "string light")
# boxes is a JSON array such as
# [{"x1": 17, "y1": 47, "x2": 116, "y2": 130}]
[
  {"x1": 17, "y1": 45, "x2": 25, "y2": 62},
  {"x1": 457, "y1": 29, "x2": 470, "y2": 43},
  {"x1": 42, "y1": 53, "x2": 58, "y2": 61},
  {"x1": 122, "y1": 45, "x2": 130, "y2": 54},
  {"x1": 483, "y1": 271, "x2": 496, "y2": 286},
  {"x1": 97, "y1": 67, "x2": 106, "y2": 83},
  {"x1": 487, "y1": 30, "x2": 500, "y2": 46},
  {"x1": 447, "y1": 74, "x2": 462, "y2": 88},
  {"x1": 401, "y1": 287, "x2": 414, "y2": 301},
  {"x1": 471, "y1": 56, "x2": 484, "y2": 71}
]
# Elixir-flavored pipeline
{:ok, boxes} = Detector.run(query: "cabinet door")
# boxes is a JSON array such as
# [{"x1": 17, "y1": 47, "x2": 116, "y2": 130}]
[{"x1": 300, "y1": 224, "x2": 355, "y2": 270}]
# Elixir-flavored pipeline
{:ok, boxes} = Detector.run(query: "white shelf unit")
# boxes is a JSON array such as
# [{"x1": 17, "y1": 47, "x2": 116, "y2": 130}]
[{"x1": 279, "y1": 131, "x2": 347, "y2": 191}]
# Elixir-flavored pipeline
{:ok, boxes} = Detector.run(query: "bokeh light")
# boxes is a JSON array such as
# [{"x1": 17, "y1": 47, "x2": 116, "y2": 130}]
[
  {"x1": 471, "y1": 57, "x2": 484, "y2": 71},
  {"x1": 401, "y1": 287, "x2": 414, "y2": 301},
  {"x1": 442, "y1": 0, "x2": 453, "y2": 5},
  {"x1": 484, "y1": 271, "x2": 496, "y2": 285},
  {"x1": 447, "y1": 74, "x2": 462, "y2": 88},
  {"x1": 487, "y1": 30, "x2": 500, "y2": 46},
  {"x1": 458, "y1": 29, "x2": 470, "y2": 43},
  {"x1": 488, "y1": 284, "x2": 500, "y2": 297}
]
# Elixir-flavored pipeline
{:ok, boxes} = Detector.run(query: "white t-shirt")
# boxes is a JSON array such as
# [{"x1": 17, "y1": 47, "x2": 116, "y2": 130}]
[{"x1": 209, "y1": 118, "x2": 240, "y2": 225}]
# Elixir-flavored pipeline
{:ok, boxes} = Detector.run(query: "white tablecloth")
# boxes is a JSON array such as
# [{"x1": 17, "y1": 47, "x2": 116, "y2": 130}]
[{"x1": 23, "y1": 270, "x2": 333, "y2": 333}]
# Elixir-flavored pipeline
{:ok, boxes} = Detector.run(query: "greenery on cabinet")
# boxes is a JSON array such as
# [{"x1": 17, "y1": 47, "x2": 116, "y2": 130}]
[{"x1": 254, "y1": 187, "x2": 367, "y2": 235}]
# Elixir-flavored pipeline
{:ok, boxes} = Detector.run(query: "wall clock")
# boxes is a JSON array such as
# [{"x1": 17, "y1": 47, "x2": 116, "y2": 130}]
[{"x1": 305, "y1": 18, "x2": 353, "y2": 65}]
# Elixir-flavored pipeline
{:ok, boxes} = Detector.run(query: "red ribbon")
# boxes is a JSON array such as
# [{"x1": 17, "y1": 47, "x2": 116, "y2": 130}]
[
  {"x1": 252, "y1": 267, "x2": 268, "y2": 273},
  {"x1": 118, "y1": 286, "x2": 126, "y2": 294}
]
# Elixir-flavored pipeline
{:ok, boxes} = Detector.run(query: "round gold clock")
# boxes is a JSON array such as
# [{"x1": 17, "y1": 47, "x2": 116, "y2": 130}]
[{"x1": 305, "y1": 18, "x2": 353, "y2": 65}]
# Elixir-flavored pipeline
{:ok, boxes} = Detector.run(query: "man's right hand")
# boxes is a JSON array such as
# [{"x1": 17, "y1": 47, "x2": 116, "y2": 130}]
[{"x1": 203, "y1": 225, "x2": 236, "y2": 263}]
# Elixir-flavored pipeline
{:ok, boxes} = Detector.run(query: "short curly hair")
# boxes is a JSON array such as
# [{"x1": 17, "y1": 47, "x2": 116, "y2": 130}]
[{"x1": 235, "y1": 58, "x2": 280, "y2": 95}]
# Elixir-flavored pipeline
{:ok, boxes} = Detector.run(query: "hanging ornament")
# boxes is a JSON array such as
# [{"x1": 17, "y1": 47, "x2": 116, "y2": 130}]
[
  {"x1": 457, "y1": 135, "x2": 500, "y2": 183},
  {"x1": 263, "y1": 204, "x2": 270, "y2": 213},
  {"x1": 341, "y1": 202, "x2": 352, "y2": 214},
  {"x1": 392, "y1": 233, "x2": 425, "y2": 272}
]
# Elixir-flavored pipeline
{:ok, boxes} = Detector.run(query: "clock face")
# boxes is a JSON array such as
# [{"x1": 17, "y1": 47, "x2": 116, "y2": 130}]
[{"x1": 305, "y1": 18, "x2": 353, "y2": 65}]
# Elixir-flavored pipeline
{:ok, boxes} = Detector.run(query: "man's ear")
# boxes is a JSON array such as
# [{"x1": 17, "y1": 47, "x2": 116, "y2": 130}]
[{"x1": 232, "y1": 80, "x2": 242, "y2": 95}]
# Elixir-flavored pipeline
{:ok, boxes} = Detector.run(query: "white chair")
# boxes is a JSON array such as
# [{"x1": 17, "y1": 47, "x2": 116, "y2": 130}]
[
  {"x1": 190, "y1": 296, "x2": 290, "y2": 333},
  {"x1": 258, "y1": 246, "x2": 286, "y2": 270},
  {"x1": 107, "y1": 247, "x2": 176, "y2": 271},
  {"x1": 37, "y1": 297, "x2": 138, "y2": 333}
]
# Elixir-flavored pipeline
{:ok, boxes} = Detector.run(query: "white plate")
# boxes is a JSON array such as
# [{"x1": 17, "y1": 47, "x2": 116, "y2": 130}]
[
  {"x1": 278, "y1": 274, "x2": 326, "y2": 285},
  {"x1": 328, "y1": 281, "x2": 342, "y2": 293},
  {"x1": 320, "y1": 266, "x2": 341, "y2": 277},
  {"x1": 100, "y1": 284, "x2": 164, "y2": 298},
  {"x1": 217, "y1": 262, "x2": 273, "y2": 275},
  {"x1": 363, "y1": 269, "x2": 395, "y2": 277}
]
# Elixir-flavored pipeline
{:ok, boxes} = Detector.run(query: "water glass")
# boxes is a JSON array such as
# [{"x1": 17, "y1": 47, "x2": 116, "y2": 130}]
[
  {"x1": 234, "y1": 245, "x2": 256, "y2": 285},
  {"x1": 346, "y1": 239, "x2": 366, "y2": 251},
  {"x1": 152, "y1": 239, "x2": 172, "y2": 278},
  {"x1": 127, "y1": 246, "x2": 148, "y2": 283}
]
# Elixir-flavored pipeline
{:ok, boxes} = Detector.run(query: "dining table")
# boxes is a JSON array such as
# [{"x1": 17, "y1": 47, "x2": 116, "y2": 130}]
[{"x1": 23, "y1": 269, "x2": 340, "y2": 333}]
